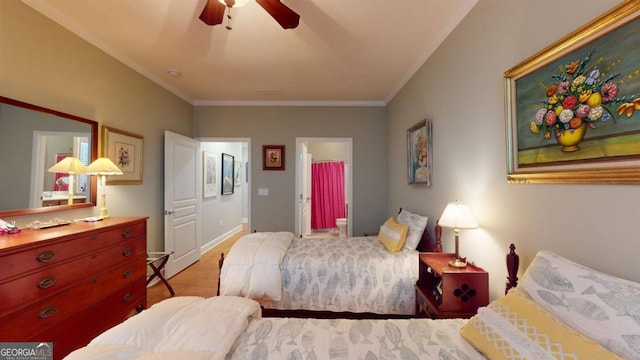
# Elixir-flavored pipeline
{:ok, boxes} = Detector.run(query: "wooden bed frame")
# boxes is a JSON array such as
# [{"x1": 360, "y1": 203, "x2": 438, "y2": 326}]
[{"x1": 216, "y1": 219, "x2": 520, "y2": 319}]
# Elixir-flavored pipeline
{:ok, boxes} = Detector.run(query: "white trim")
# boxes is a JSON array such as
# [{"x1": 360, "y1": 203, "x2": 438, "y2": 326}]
[{"x1": 193, "y1": 100, "x2": 385, "y2": 107}]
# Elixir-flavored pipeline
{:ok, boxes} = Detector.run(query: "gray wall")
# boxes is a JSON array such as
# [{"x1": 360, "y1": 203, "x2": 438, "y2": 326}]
[
  {"x1": 193, "y1": 106, "x2": 387, "y2": 235},
  {"x1": 1, "y1": 0, "x2": 193, "y2": 252},
  {"x1": 387, "y1": 0, "x2": 639, "y2": 300}
]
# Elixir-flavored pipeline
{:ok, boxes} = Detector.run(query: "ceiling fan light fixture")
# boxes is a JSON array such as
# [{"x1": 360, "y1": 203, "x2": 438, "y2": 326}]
[{"x1": 217, "y1": 0, "x2": 251, "y2": 8}]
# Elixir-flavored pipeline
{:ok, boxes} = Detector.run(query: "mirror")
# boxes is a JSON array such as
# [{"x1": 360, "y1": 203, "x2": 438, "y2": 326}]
[{"x1": 0, "y1": 96, "x2": 97, "y2": 217}]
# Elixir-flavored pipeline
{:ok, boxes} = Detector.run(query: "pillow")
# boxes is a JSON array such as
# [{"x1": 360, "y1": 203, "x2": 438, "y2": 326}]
[
  {"x1": 460, "y1": 288, "x2": 621, "y2": 360},
  {"x1": 395, "y1": 209, "x2": 428, "y2": 250},
  {"x1": 377, "y1": 217, "x2": 408, "y2": 253},
  {"x1": 520, "y1": 250, "x2": 640, "y2": 360}
]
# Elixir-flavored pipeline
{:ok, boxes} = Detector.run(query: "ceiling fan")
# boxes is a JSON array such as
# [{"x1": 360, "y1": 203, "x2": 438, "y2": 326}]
[{"x1": 199, "y1": 0, "x2": 300, "y2": 30}]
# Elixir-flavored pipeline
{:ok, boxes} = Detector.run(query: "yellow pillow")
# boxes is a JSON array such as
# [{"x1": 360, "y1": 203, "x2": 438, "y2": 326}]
[
  {"x1": 377, "y1": 217, "x2": 408, "y2": 253},
  {"x1": 460, "y1": 288, "x2": 622, "y2": 360}
]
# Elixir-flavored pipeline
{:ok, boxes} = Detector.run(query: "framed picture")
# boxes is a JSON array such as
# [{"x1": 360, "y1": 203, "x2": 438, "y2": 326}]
[
  {"x1": 234, "y1": 161, "x2": 242, "y2": 186},
  {"x1": 203, "y1": 151, "x2": 217, "y2": 198},
  {"x1": 102, "y1": 126, "x2": 143, "y2": 184},
  {"x1": 263, "y1": 145, "x2": 285, "y2": 170},
  {"x1": 407, "y1": 119, "x2": 432, "y2": 185},
  {"x1": 505, "y1": 1, "x2": 640, "y2": 184},
  {"x1": 221, "y1": 153, "x2": 234, "y2": 195}
]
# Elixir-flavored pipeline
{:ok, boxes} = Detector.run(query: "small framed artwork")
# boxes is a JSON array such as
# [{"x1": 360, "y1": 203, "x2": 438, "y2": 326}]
[
  {"x1": 234, "y1": 161, "x2": 242, "y2": 186},
  {"x1": 407, "y1": 119, "x2": 432, "y2": 185},
  {"x1": 102, "y1": 126, "x2": 143, "y2": 184},
  {"x1": 263, "y1": 145, "x2": 285, "y2": 170},
  {"x1": 203, "y1": 151, "x2": 217, "y2": 198},
  {"x1": 505, "y1": 1, "x2": 640, "y2": 184},
  {"x1": 221, "y1": 153, "x2": 234, "y2": 195}
]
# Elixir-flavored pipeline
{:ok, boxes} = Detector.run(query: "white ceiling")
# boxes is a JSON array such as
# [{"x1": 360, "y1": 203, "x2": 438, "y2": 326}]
[{"x1": 23, "y1": 0, "x2": 477, "y2": 106}]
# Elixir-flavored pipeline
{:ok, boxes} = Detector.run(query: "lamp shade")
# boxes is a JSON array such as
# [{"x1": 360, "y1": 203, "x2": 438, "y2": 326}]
[
  {"x1": 85, "y1": 157, "x2": 123, "y2": 175},
  {"x1": 438, "y1": 202, "x2": 478, "y2": 229},
  {"x1": 48, "y1": 156, "x2": 87, "y2": 174}
]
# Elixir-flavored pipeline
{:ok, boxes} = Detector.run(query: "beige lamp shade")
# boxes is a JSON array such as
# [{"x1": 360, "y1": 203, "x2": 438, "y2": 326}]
[
  {"x1": 438, "y1": 202, "x2": 479, "y2": 230},
  {"x1": 47, "y1": 156, "x2": 86, "y2": 205},
  {"x1": 85, "y1": 157, "x2": 123, "y2": 175},
  {"x1": 86, "y1": 157, "x2": 122, "y2": 218},
  {"x1": 47, "y1": 156, "x2": 87, "y2": 174}
]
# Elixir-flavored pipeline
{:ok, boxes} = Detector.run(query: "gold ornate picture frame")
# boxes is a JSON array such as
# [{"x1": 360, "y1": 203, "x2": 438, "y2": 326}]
[{"x1": 505, "y1": 1, "x2": 640, "y2": 184}]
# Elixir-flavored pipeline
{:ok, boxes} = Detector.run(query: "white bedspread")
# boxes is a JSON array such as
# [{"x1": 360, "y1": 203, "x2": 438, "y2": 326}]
[
  {"x1": 219, "y1": 231, "x2": 295, "y2": 301},
  {"x1": 64, "y1": 296, "x2": 261, "y2": 360}
]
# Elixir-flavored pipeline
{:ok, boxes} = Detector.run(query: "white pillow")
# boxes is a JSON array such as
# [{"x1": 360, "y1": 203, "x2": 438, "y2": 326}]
[
  {"x1": 520, "y1": 250, "x2": 640, "y2": 360},
  {"x1": 396, "y1": 209, "x2": 428, "y2": 250}
]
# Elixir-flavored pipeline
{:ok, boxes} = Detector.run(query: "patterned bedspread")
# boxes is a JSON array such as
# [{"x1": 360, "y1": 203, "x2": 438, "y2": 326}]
[
  {"x1": 260, "y1": 236, "x2": 419, "y2": 315},
  {"x1": 226, "y1": 317, "x2": 485, "y2": 360}
]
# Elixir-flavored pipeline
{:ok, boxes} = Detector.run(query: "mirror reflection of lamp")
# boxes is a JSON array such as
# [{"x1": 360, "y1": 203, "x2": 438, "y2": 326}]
[
  {"x1": 438, "y1": 201, "x2": 479, "y2": 268},
  {"x1": 47, "y1": 157, "x2": 87, "y2": 205},
  {"x1": 85, "y1": 158, "x2": 123, "y2": 218}
]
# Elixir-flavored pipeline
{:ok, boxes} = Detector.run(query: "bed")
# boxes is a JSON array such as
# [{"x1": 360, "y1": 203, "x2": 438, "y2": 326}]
[
  {"x1": 65, "y1": 245, "x2": 637, "y2": 360},
  {"x1": 218, "y1": 209, "x2": 437, "y2": 316}
]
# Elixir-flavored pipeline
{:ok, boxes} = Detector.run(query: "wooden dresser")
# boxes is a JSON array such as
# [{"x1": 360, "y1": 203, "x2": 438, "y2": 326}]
[{"x1": 0, "y1": 216, "x2": 148, "y2": 359}]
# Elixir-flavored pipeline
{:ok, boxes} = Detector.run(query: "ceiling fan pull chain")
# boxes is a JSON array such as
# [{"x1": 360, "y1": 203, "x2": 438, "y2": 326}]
[{"x1": 225, "y1": 7, "x2": 233, "y2": 30}]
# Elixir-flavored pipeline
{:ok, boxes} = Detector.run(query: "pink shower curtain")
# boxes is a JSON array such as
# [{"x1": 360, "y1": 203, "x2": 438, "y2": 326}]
[{"x1": 311, "y1": 161, "x2": 345, "y2": 229}]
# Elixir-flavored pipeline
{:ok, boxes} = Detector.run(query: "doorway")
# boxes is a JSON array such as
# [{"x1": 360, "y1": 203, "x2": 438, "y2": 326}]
[
  {"x1": 197, "y1": 137, "x2": 251, "y2": 252},
  {"x1": 295, "y1": 138, "x2": 352, "y2": 238}
]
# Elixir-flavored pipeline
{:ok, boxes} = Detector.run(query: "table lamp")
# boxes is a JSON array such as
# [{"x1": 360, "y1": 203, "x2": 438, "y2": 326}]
[
  {"x1": 86, "y1": 157, "x2": 123, "y2": 218},
  {"x1": 48, "y1": 156, "x2": 87, "y2": 205},
  {"x1": 438, "y1": 201, "x2": 478, "y2": 268}
]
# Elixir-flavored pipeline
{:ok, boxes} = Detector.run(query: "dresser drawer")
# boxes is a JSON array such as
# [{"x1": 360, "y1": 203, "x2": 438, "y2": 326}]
[
  {"x1": 0, "y1": 261, "x2": 144, "y2": 340},
  {"x1": 0, "y1": 221, "x2": 146, "y2": 282},
  {"x1": 92, "y1": 221, "x2": 146, "y2": 249},
  {"x1": 28, "y1": 278, "x2": 147, "y2": 360},
  {"x1": 0, "y1": 237, "x2": 98, "y2": 282},
  {"x1": 92, "y1": 255, "x2": 146, "y2": 301},
  {"x1": 0, "y1": 238, "x2": 145, "y2": 316},
  {"x1": 0, "y1": 255, "x2": 93, "y2": 316},
  {"x1": 90, "y1": 237, "x2": 146, "y2": 274}
]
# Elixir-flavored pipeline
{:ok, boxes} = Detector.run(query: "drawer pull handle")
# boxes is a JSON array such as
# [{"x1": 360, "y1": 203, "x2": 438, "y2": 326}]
[
  {"x1": 37, "y1": 250, "x2": 56, "y2": 263},
  {"x1": 122, "y1": 230, "x2": 133, "y2": 238},
  {"x1": 38, "y1": 276, "x2": 56, "y2": 289},
  {"x1": 123, "y1": 269, "x2": 133, "y2": 278},
  {"x1": 39, "y1": 306, "x2": 57, "y2": 319},
  {"x1": 123, "y1": 293, "x2": 133, "y2": 302},
  {"x1": 122, "y1": 248, "x2": 133, "y2": 257}
]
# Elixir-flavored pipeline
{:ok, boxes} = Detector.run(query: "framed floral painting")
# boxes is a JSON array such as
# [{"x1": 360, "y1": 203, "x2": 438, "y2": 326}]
[
  {"x1": 102, "y1": 126, "x2": 143, "y2": 185},
  {"x1": 263, "y1": 145, "x2": 285, "y2": 170},
  {"x1": 407, "y1": 119, "x2": 432, "y2": 185},
  {"x1": 505, "y1": 1, "x2": 640, "y2": 184}
]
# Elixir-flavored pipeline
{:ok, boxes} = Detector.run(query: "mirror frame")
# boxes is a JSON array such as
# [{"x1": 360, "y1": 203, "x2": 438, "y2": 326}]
[{"x1": 0, "y1": 96, "x2": 98, "y2": 217}]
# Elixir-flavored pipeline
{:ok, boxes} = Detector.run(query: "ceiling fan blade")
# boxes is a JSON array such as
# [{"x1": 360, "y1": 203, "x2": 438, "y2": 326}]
[
  {"x1": 199, "y1": 0, "x2": 226, "y2": 26},
  {"x1": 256, "y1": 0, "x2": 300, "y2": 29}
]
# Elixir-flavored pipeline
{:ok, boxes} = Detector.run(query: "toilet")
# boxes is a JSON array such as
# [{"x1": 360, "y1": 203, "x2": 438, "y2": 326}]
[{"x1": 336, "y1": 218, "x2": 347, "y2": 237}]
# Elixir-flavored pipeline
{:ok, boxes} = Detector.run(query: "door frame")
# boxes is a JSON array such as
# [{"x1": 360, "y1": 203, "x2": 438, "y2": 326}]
[
  {"x1": 196, "y1": 137, "x2": 252, "y2": 238},
  {"x1": 295, "y1": 137, "x2": 353, "y2": 237}
]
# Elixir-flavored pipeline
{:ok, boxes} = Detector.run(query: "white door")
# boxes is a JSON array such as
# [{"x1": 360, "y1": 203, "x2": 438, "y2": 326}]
[
  {"x1": 301, "y1": 150, "x2": 312, "y2": 237},
  {"x1": 164, "y1": 131, "x2": 201, "y2": 278}
]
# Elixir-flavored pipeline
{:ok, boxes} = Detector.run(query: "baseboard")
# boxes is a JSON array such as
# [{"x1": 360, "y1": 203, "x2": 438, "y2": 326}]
[{"x1": 201, "y1": 224, "x2": 243, "y2": 254}]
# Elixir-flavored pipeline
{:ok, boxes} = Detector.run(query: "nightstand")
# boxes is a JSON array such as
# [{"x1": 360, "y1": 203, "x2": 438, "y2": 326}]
[{"x1": 415, "y1": 253, "x2": 488, "y2": 318}]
